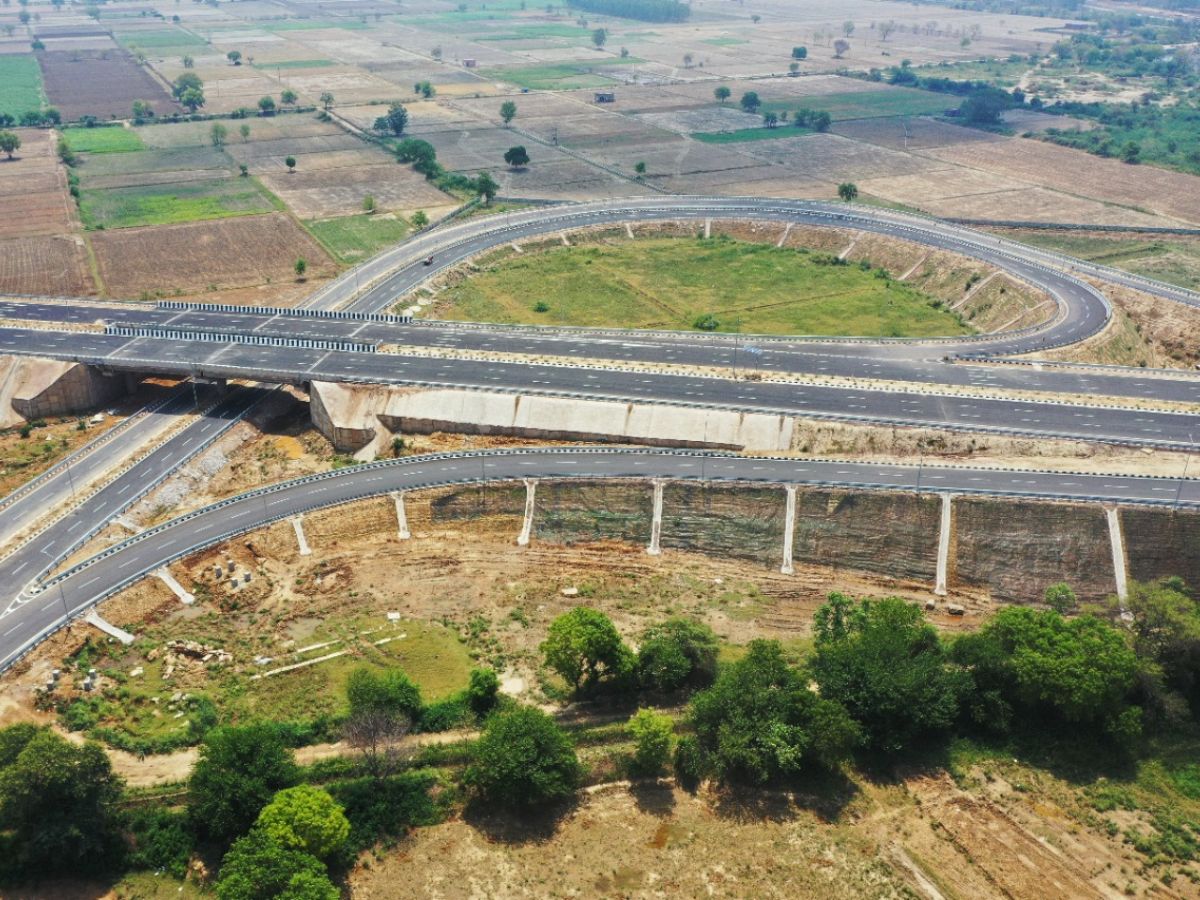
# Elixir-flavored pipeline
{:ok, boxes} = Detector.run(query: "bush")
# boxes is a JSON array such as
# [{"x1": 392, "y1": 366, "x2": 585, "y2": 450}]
[
  {"x1": 346, "y1": 667, "x2": 423, "y2": 721},
  {"x1": 327, "y1": 771, "x2": 443, "y2": 852},
  {"x1": 418, "y1": 696, "x2": 471, "y2": 732},
  {"x1": 672, "y1": 735, "x2": 707, "y2": 790},
  {"x1": 465, "y1": 707, "x2": 580, "y2": 809},
  {"x1": 256, "y1": 785, "x2": 349, "y2": 861},
  {"x1": 215, "y1": 828, "x2": 335, "y2": 900},
  {"x1": 628, "y1": 709, "x2": 674, "y2": 776},
  {"x1": 541, "y1": 607, "x2": 633, "y2": 696},
  {"x1": 467, "y1": 668, "x2": 500, "y2": 718},
  {"x1": 126, "y1": 807, "x2": 193, "y2": 879},
  {"x1": 637, "y1": 619, "x2": 719, "y2": 692}
]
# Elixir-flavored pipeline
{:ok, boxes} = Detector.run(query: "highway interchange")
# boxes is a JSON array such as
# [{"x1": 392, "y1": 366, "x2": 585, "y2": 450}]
[{"x1": 1, "y1": 196, "x2": 1199, "y2": 672}]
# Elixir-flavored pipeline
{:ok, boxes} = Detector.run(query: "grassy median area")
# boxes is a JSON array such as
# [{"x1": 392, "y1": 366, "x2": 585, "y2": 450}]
[{"x1": 431, "y1": 236, "x2": 971, "y2": 337}]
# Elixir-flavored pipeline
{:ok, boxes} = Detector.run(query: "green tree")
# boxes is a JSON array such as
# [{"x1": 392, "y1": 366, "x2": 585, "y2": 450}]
[
  {"x1": 474, "y1": 171, "x2": 499, "y2": 205},
  {"x1": 636, "y1": 618, "x2": 718, "y2": 692},
  {"x1": 1122, "y1": 578, "x2": 1200, "y2": 711},
  {"x1": 628, "y1": 708, "x2": 673, "y2": 776},
  {"x1": 503, "y1": 145, "x2": 530, "y2": 167},
  {"x1": 499, "y1": 100, "x2": 517, "y2": 125},
  {"x1": 837, "y1": 181, "x2": 858, "y2": 201},
  {"x1": 1044, "y1": 582, "x2": 1077, "y2": 614},
  {"x1": 0, "y1": 130, "x2": 20, "y2": 160},
  {"x1": 258, "y1": 95, "x2": 276, "y2": 115},
  {"x1": 255, "y1": 785, "x2": 349, "y2": 861},
  {"x1": 739, "y1": 90, "x2": 761, "y2": 113},
  {"x1": 411, "y1": 209, "x2": 429, "y2": 228},
  {"x1": 763, "y1": 111, "x2": 778, "y2": 127},
  {"x1": 952, "y1": 607, "x2": 1141, "y2": 739},
  {"x1": 0, "y1": 727, "x2": 124, "y2": 876},
  {"x1": 280, "y1": 89, "x2": 298, "y2": 107},
  {"x1": 189, "y1": 724, "x2": 299, "y2": 845},
  {"x1": 714, "y1": 85, "x2": 731, "y2": 104},
  {"x1": 690, "y1": 640, "x2": 860, "y2": 783},
  {"x1": 634, "y1": 160, "x2": 647, "y2": 177},
  {"x1": 240, "y1": 122, "x2": 251, "y2": 142},
  {"x1": 227, "y1": 50, "x2": 242, "y2": 65},
  {"x1": 396, "y1": 137, "x2": 438, "y2": 176},
  {"x1": 592, "y1": 27, "x2": 607, "y2": 48},
  {"x1": 362, "y1": 194, "x2": 376, "y2": 213},
  {"x1": 467, "y1": 667, "x2": 500, "y2": 717},
  {"x1": 215, "y1": 828, "x2": 336, "y2": 900},
  {"x1": 792, "y1": 46, "x2": 807, "y2": 59},
  {"x1": 346, "y1": 667, "x2": 423, "y2": 720},
  {"x1": 210, "y1": 122, "x2": 228, "y2": 147},
  {"x1": 285, "y1": 155, "x2": 297, "y2": 173},
  {"x1": 132, "y1": 99, "x2": 154, "y2": 120},
  {"x1": 542, "y1": 606, "x2": 632, "y2": 694},
  {"x1": 374, "y1": 102, "x2": 408, "y2": 135},
  {"x1": 319, "y1": 91, "x2": 334, "y2": 110},
  {"x1": 1121, "y1": 141, "x2": 1141, "y2": 164},
  {"x1": 294, "y1": 257, "x2": 306, "y2": 278},
  {"x1": 959, "y1": 87, "x2": 1010, "y2": 125},
  {"x1": 182, "y1": 54, "x2": 194, "y2": 68},
  {"x1": 465, "y1": 707, "x2": 580, "y2": 809},
  {"x1": 172, "y1": 71, "x2": 202, "y2": 99},
  {"x1": 812, "y1": 594, "x2": 969, "y2": 753},
  {"x1": 179, "y1": 86, "x2": 205, "y2": 112}
]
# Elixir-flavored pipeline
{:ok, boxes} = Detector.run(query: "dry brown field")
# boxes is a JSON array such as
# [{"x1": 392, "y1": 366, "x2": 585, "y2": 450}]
[
  {"x1": 0, "y1": 235, "x2": 94, "y2": 297},
  {"x1": 924, "y1": 137, "x2": 1200, "y2": 226},
  {"x1": 89, "y1": 212, "x2": 335, "y2": 299},
  {"x1": 38, "y1": 49, "x2": 181, "y2": 122},
  {"x1": 832, "y1": 115, "x2": 1002, "y2": 151},
  {"x1": 0, "y1": 128, "x2": 76, "y2": 239}
]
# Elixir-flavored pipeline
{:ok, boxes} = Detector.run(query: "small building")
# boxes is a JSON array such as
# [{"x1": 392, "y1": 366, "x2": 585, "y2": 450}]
[
  {"x1": 462, "y1": 58, "x2": 477, "y2": 68},
  {"x1": 593, "y1": 90, "x2": 616, "y2": 103}
]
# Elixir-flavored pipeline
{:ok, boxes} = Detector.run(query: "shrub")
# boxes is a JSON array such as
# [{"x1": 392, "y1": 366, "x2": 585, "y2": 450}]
[
  {"x1": 628, "y1": 709, "x2": 674, "y2": 776},
  {"x1": 466, "y1": 668, "x2": 500, "y2": 718},
  {"x1": 126, "y1": 807, "x2": 193, "y2": 878},
  {"x1": 637, "y1": 618, "x2": 719, "y2": 692},
  {"x1": 465, "y1": 707, "x2": 580, "y2": 809}
]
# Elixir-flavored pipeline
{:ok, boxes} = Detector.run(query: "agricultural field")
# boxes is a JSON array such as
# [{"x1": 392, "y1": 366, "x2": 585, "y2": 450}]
[
  {"x1": 1002, "y1": 229, "x2": 1200, "y2": 293},
  {"x1": 305, "y1": 213, "x2": 412, "y2": 262},
  {"x1": 0, "y1": 235, "x2": 95, "y2": 297},
  {"x1": 61, "y1": 126, "x2": 146, "y2": 155},
  {"x1": 89, "y1": 212, "x2": 335, "y2": 300},
  {"x1": 0, "y1": 128, "x2": 77, "y2": 239},
  {"x1": 0, "y1": 54, "x2": 45, "y2": 120},
  {"x1": 429, "y1": 235, "x2": 970, "y2": 337},
  {"x1": 37, "y1": 49, "x2": 182, "y2": 122},
  {"x1": 78, "y1": 177, "x2": 280, "y2": 230}
]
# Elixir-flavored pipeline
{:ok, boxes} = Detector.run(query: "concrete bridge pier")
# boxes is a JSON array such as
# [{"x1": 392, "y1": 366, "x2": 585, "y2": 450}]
[
  {"x1": 780, "y1": 485, "x2": 796, "y2": 575},
  {"x1": 517, "y1": 479, "x2": 537, "y2": 546},
  {"x1": 934, "y1": 494, "x2": 955, "y2": 596},
  {"x1": 1106, "y1": 506, "x2": 1129, "y2": 603},
  {"x1": 647, "y1": 479, "x2": 665, "y2": 556},
  {"x1": 391, "y1": 491, "x2": 411, "y2": 540},
  {"x1": 291, "y1": 515, "x2": 312, "y2": 556}
]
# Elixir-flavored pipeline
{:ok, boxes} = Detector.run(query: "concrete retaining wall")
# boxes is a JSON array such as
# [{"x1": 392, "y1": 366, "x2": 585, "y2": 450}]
[{"x1": 1, "y1": 356, "x2": 134, "y2": 426}]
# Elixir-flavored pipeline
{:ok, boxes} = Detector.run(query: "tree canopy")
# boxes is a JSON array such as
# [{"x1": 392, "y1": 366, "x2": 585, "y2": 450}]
[
  {"x1": 346, "y1": 667, "x2": 423, "y2": 721},
  {"x1": 636, "y1": 617, "x2": 719, "y2": 692},
  {"x1": 689, "y1": 640, "x2": 860, "y2": 783},
  {"x1": 189, "y1": 724, "x2": 299, "y2": 845},
  {"x1": 255, "y1": 785, "x2": 349, "y2": 861},
  {"x1": 503, "y1": 145, "x2": 530, "y2": 167},
  {"x1": 215, "y1": 827, "x2": 337, "y2": 900},
  {"x1": 0, "y1": 726, "x2": 124, "y2": 878},
  {"x1": 374, "y1": 102, "x2": 408, "y2": 136},
  {"x1": 465, "y1": 707, "x2": 581, "y2": 808},
  {"x1": 812, "y1": 594, "x2": 970, "y2": 753},
  {"x1": 541, "y1": 607, "x2": 632, "y2": 694}
]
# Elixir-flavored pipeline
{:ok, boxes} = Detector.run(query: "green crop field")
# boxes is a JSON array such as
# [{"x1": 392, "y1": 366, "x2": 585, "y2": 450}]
[
  {"x1": 692, "y1": 126, "x2": 809, "y2": 144},
  {"x1": 115, "y1": 28, "x2": 208, "y2": 49},
  {"x1": 430, "y1": 237, "x2": 971, "y2": 337},
  {"x1": 700, "y1": 36, "x2": 747, "y2": 46},
  {"x1": 761, "y1": 88, "x2": 950, "y2": 120},
  {"x1": 0, "y1": 55, "x2": 46, "y2": 119},
  {"x1": 267, "y1": 18, "x2": 371, "y2": 31},
  {"x1": 79, "y1": 177, "x2": 279, "y2": 229},
  {"x1": 63, "y1": 127, "x2": 146, "y2": 154},
  {"x1": 474, "y1": 24, "x2": 592, "y2": 41},
  {"x1": 306, "y1": 213, "x2": 412, "y2": 262},
  {"x1": 252, "y1": 58, "x2": 334, "y2": 70},
  {"x1": 482, "y1": 58, "x2": 642, "y2": 90}
]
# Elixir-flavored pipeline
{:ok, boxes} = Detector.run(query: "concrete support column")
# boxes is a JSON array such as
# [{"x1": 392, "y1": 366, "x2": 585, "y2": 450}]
[
  {"x1": 704, "y1": 218, "x2": 712, "y2": 239},
  {"x1": 1105, "y1": 506, "x2": 1129, "y2": 602},
  {"x1": 155, "y1": 567, "x2": 195, "y2": 605},
  {"x1": 517, "y1": 479, "x2": 537, "y2": 546},
  {"x1": 84, "y1": 609, "x2": 135, "y2": 646},
  {"x1": 934, "y1": 494, "x2": 955, "y2": 597},
  {"x1": 291, "y1": 515, "x2": 312, "y2": 557},
  {"x1": 780, "y1": 485, "x2": 797, "y2": 575},
  {"x1": 391, "y1": 491, "x2": 411, "y2": 540},
  {"x1": 647, "y1": 479, "x2": 665, "y2": 556}
]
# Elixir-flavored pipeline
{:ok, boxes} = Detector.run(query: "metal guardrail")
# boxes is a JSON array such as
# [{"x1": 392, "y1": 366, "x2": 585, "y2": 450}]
[
  {"x1": 106, "y1": 326, "x2": 377, "y2": 354},
  {"x1": 156, "y1": 300, "x2": 412, "y2": 324}
]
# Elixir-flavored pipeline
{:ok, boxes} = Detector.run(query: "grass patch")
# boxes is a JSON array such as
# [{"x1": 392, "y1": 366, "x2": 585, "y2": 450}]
[
  {"x1": 79, "y1": 177, "x2": 277, "y2": 229},
  {"x1": 63, "y1": 617, "x2": 473, "y2": 752},
  {"x1": 431, "y1": 235, "x2": 970, "y2": 338},
  {"x1": 480, "y1": 58, "x2": 641, "y2": 91},
  {"x1": 692, "y1": 126, "x2": 809, "y2": 144},
  {"x1": 251, "y1": 58, "x2": 334, "y2": 70},
  {"x1": 305, "y1": 213, "x2": 411, "y2": 263},
  {"x1": 1004, "y1": 230, "x2": 1200, "y2": 293},
  {"x1": 700, "y1": 36, "x2": 747, "y2": 46},
  {"x1": 0, "y1": 55, "x2": 46, "y2": 119},
  {"x1": 115, "y1": 28, "x2": 208, "y2": 50},
  {"x1": 760, "y1": 87, "x2": 950, "y2": 121},
  {"x1": 63, "y1": 127, "x2": 146, "y2": 154},
  {"x1": 473, "y1": 24, "x2": 592, "y2": 41}
]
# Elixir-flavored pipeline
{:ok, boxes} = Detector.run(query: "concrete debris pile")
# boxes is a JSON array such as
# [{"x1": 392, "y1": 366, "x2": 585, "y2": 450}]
[{"x1": 159, "y1": 639, "x2": 232, "y2": 679}]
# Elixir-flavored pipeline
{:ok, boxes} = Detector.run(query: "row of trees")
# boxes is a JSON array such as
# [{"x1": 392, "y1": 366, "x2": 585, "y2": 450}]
[{"x1": 0, "y1": 109, "x2": 60, "y2": 128}]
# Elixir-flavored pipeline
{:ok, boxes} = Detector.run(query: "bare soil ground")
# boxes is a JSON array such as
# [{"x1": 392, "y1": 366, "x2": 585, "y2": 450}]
[
  {"x1": 38, "y1": 50, "x2": 181, "y2": 122},
  {"x1": 0, "y1": 128, "x2": 77, "y2": 239},
  {"x1": 0, "y1": 234, "x2": 95, "y2": 296},
  {"x1": 89, "y1": 212, "x2": 336, "y2": 300}
]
